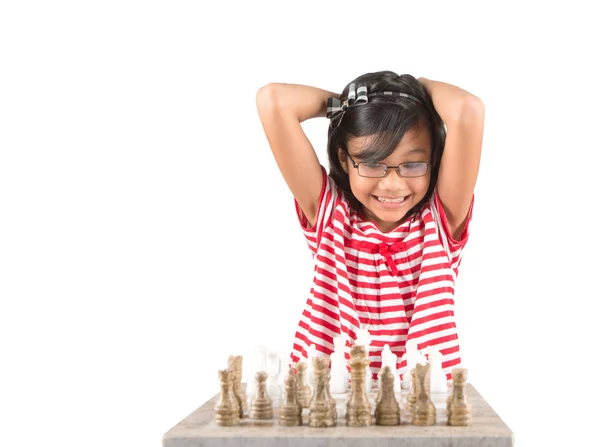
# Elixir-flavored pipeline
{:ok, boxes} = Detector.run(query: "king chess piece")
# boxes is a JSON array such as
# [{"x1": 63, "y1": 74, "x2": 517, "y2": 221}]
[
  {"x1": 227, "y1": 355, "x2": 246, "y2": 418},
  {"x1": 308, "y1": 357, "x2": 336, "y2": 427},
  {"x1": 249, "y1": 371, "x2": 273, "y2": 419},
  {"x1": 214, "y1": 369, "x2": 240, "y2": 426},
  {"x1": 329, "y1": 336, "x2": 349, "y2": 394},
  {"x1": 375, "y1": 366, "x2": 401, "y2": 426},
  {"x1": 295, "y1": 362, "x2": 312, "y2": 408},
  {"x1": 412, "y1": 363, "x2": 436, "y2": 426},
  {"x1": 278, "y1": 367, "x2": 303, "y2": 426},
  {"x1": 447, "y1": 368, "x2": 472, "y2": 426},
  {"x1": 346, "y1": 344, "x2": 372, "y2": 426}
]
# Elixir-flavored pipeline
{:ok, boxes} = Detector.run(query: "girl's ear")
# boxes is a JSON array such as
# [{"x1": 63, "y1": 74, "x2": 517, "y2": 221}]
[{"x1": 337, "y1": 147, "x2": 348, "y2": 174}]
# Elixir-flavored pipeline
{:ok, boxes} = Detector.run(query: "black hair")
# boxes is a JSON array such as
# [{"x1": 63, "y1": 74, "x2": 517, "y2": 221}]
[{"x1": 326, "y1": 71, "x2": 446, "y2": 222}]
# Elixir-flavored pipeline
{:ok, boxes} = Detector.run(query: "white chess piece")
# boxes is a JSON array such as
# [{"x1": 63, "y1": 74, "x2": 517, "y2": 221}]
[
  {"x1": 355, "y1": 328, "x2": 373, "y2": 392},
  {"x1": 266, "y1": 349, "x2": 282, "y2": 402},
  {"x1": 427, "y1": 345, "x2": 448, "y2": 393},
  {"x1": 329, "y1": 336, "x2": 349, "y2": 394},
  {"x1": 305, "y1": 343, "x2": 318, "y2": 389},
  {"x1": 379, "y1": 343, "x2": 400, "y2": 392},
  {"x1": 401, "y1": 339, "x2": 426, "y2": 390}
]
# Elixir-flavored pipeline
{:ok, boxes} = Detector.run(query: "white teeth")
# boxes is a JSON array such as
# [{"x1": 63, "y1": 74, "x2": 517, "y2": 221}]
[{"x1": 377, "y1": 196, "x2": 407, "y2": 203}]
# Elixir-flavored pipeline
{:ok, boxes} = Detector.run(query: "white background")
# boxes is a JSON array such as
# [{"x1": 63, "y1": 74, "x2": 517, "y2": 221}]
[{"x1": 1, "y1": 1, "x2": 598, "y2": 446}]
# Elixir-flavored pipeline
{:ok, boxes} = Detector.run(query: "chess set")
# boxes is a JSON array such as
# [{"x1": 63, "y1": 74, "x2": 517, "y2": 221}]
[{"x1": 214, "y1": 340, "x2": 472, "y2": 428}]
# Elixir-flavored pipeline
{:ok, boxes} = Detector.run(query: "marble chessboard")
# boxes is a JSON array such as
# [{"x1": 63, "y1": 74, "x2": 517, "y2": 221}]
[{"x1": 163, "y1": 383, "x2": 514, "y2": 447}]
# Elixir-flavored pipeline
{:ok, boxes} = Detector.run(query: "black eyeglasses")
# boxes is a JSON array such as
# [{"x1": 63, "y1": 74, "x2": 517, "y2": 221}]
[{"x1": 346, "y1": 153, "x2": 431, "y2": 178}]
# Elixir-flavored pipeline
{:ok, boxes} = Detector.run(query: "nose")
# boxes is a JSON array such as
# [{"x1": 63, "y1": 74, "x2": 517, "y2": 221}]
[{"x1": 378, "y1": 168, "x2": 408, "y2": 190}]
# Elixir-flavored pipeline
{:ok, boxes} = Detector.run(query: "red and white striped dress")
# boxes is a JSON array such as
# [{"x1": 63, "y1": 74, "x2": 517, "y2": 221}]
[{"x1": 290, "y1": 165, "x2": 474, "y2": 381}]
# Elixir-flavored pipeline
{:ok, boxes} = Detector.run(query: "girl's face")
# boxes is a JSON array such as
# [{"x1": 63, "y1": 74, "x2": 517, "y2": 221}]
[{"x1": 338, "y1": 124, "x2": 432, "y2": 233}]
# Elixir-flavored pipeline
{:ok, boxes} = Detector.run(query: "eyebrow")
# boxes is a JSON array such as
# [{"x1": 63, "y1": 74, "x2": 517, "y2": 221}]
[{"x1": 404, "y1": 147, "x2": 428, "y2": 155}]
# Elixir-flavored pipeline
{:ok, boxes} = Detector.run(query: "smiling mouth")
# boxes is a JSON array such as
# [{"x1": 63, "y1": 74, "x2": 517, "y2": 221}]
[{"x1": 373, "y1": 195, "x2": 410, "y2": 203}]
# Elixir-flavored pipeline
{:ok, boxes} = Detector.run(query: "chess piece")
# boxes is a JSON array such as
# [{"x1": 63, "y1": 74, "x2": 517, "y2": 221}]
[
  {"x1": 427, "y1": 346, "x2": 448, "y2": 393},
  {"x1": 355, "y1": 329, "x2": 373, "y2": 392},
  {"x1": 278, "y1": 367, "x2": 303, "y2": 426},
  {"x1": 346, "y1": 344, "x2": 372, "y2": 426},
  {"x1": 308, "y1": 357, "x2": 336, "y2": 427},
  {"x1": 247, "y1": 345, "x2": 267, "y2": 400},
  {"x1": 375, "y1": 366, "x2": 401, "y2": 426},
  {"x1": 214, "y1": 369, "x2": 240, "y2": 426},
  {"x1": 406, "y1": 369, "x2": 418, "y2": 414},
  {"x1": 447, "y1": 368, "x2": 472, "y2": 426},
  {"x1": 249, "y1": 371, "x2": 273, "y2": 419},
  {"x1": 411, "y1": 363, "x2": 436, "y2": 426},
  {"x1": 227, "y1": 355, "x2": 246, "y2": 417},
  {"x1": 377, "y1": 344, "x2": 399, "y2": 401},
  {"x1": 296, "y1": 362, "x2": 312, "y2": 408},
  {"x1": 306, "y1": 344, "x2": 317, "y2": 389},
  {"x1": 330, "y1": 336, "x2": 349, "y2": 394},
  {"x1": 401, "y1": 339, "x2": 426, "y2": 390},
  {"x1": 324, "y1": 369, "x2": 337, "y2": 421},
  {"x1": 266, "y1": 350, "x2": 282, "y2": 405}
]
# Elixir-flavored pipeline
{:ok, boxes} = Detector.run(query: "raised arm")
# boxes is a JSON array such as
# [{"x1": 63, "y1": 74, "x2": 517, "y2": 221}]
[
  {"x1": 256, "y1": 83, "x2": 337, "y2": 227},
  {"x1": 418, "y1": 77, "x2": 485, "y2": 241}
]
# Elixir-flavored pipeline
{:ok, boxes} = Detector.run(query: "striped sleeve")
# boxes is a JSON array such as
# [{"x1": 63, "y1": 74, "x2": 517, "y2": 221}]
[
  {"x1": 294, "y1": 165, "x2": 339, "y2": 256},
  {"x1": 431, "y1": 187, "x2": 475, "y2": 276}
]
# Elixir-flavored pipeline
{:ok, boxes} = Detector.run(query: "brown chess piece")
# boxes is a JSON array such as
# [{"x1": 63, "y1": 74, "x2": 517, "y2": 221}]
[
  {"x1": 249, "y1": 371, "x2": 273, "y2": 419},
  {"x1": 406, "y1": 368, "x2": 418, "y2": 414},
  {"x1": 278, "y1": 367, "x2": 303, "y2": 426},
  {"x1": 324, "y1": 369, "x2": 337, "y2": 422},
  {"x1": 296, "y1": 362, "x2": 312, "y2": 408},
  {"x1": 308, "y1": 357, "x2": 336, "y2": 427},
  {"x1": 346, "y1": 344, "x2": 372, "y2": 426},
  {"x1": 375, "y1": 366, "x2": 400, "y2": 426},
  {"x1": 447, "y1": 368, "x2": 472, "y2": 426},
  {"x1": 412, "y1": 363, "x2": 436, "y2": 426},
  {"x1": 227, "y1": 355, "x2": 245, "y2": 418},
  {"x1": 214, "y1": 369, "x2": 240, "y2": 426}
]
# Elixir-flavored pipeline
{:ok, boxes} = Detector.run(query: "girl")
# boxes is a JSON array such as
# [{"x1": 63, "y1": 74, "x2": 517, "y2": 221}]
[{"x1": 256, "y1": 71, "x2": 485, "y2": 382}]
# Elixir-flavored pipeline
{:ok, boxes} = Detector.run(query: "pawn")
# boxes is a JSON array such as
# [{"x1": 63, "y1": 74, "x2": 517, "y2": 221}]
[
  {"x1": 346, "y1": 344, "x2": 372, "y2": 427},
  {"x1": 278, "y1": 367, "x2": 303, "y2": 426},
  {"x1": 411, "y1": 363, "x2": 436, "y2": 426},
  {"x1": 266, "y1": 350, "x2": 282, "y2": 405},
  {"x1": 447, "y1": 368, "x2": 472, "y2": 426},
  {"x1": 375, "y1": 366, "x2": 400, "y2": 426},
  {"x1": 214, "y1": 369, "x2": 240, "y2": 426},
  {"x1": 295, "y1": 362, "x2": 312, "y2": 408},
  {"x1": 308, "y1": 357, "x2": 336, "y2": 427},
  {"x1": 249, "y1": 371, "x2": 273, "y2": 419},
  {"x1": 406, "y1": 369, "x2": 418, "y2": 414}
]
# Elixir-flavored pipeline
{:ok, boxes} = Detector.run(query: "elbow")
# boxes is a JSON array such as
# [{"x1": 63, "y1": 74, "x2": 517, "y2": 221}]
[{"x1": 256, "y1": 83, "x2": 280, "y2": 112}]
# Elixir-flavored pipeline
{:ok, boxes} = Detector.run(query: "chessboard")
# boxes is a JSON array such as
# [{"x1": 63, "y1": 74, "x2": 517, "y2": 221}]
[{"x1": 162, "y1": 383, "x2": 514, "y2": 447}]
